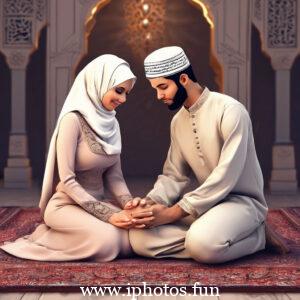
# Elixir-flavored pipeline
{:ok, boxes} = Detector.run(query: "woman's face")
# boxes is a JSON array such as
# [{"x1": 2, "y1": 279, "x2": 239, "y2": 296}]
[{"x1": 101, "y1": 79, "x2": 134, "y2": 111}]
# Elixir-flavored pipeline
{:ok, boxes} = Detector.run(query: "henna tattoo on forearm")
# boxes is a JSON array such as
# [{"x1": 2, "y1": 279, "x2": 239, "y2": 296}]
[{"x1": 81, "y1": 201, "x2": 121, "y2": 222}]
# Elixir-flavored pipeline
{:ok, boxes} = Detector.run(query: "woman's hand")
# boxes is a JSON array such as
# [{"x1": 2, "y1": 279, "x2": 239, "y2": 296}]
[{"x1": 108, "y1": 209, "x2": 154, "y2": 229}]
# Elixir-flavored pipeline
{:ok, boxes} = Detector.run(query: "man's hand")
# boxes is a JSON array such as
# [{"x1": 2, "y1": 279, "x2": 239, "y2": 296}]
[
  {"x1": 124, "y1": 197, "x2": 156, "y2": 210},
  {"x1": 144, "y1": 204, "x2": 189, "y2": 228},
  {"x1": 108, "y1": 209, "x2": 154, "y2": 229}
]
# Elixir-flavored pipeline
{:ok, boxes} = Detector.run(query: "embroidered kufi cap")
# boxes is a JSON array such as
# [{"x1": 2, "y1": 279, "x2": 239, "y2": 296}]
[{"x1": 144, "y1": 46, "x2": 190, "y2": 78}]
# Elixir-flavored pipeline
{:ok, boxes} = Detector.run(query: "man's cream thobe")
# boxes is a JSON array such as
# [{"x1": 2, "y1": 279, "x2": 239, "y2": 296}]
[{"x1": 129, "y1": 87, "x2": 268, "y2": 263}]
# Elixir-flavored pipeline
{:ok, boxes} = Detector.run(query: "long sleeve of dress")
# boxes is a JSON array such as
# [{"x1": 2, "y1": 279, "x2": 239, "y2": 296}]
[
  {"x1": 56, "y1": 113, "x2": 120, "y2": 222},
  {"x1": 177, "y1": 104, "x2": 250, "y2": 217},
  {"x1": 147, "y1": 119, "x2": 191, "y2": 206},
  {"x1": 104, "y1": 156, "x2": 133, "y2": 208}
]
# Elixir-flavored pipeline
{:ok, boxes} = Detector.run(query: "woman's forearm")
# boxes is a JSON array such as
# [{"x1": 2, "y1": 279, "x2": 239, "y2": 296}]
[
  {"x1": 115, "y1": 194, "x2": 133, "y2": 208},
  {"x1": 81, "y1": 200, "x2": 121, "y2": 222}
]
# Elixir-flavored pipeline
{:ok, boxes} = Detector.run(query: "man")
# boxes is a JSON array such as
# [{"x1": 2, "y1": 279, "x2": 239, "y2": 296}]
[{"x1": 126, "y1": 46, "x2": 288, "y2": 263}]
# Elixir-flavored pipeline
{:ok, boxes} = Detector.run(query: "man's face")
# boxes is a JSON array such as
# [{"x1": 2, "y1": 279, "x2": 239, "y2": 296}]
[{"x1": 148, "y1": 77, "x2": 178, "y2": 106}]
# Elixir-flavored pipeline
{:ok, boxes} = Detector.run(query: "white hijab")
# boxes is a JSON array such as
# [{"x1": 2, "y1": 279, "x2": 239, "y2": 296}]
[{"x1": 39, "y1": 54, "x2": 136, "y2": 214}]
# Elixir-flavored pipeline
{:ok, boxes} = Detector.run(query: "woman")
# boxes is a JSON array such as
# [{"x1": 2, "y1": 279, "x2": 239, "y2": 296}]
[{"x1": 0, "y1": 54, "x2": 152, "y2": 261}]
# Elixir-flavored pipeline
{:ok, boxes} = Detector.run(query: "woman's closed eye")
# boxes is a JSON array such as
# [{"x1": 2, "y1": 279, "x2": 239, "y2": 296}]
[{"x1": 115, "y1": 87, "x2": 125, "y2": 94}]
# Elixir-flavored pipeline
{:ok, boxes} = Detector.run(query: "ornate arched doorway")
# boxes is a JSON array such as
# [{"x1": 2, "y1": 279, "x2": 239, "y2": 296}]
[{"x1": 46, "y1": 0, "x2": 252, "y2": 176}]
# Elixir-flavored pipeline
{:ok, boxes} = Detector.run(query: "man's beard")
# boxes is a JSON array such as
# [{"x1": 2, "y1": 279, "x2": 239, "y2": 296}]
[{"x1": 168, "y1": 82, "x2": 188, "y2": 111}]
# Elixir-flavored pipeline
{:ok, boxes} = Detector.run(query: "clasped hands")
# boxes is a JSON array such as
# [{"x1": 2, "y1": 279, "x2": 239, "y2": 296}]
[{"x1": 108, "y1": 197, "x2": 187, "y2": 229}]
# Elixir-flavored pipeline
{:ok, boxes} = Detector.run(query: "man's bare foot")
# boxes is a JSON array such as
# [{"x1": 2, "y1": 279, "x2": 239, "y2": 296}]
[{"x1": 265, "y1": 223, "x2": 290, "y2": 254}]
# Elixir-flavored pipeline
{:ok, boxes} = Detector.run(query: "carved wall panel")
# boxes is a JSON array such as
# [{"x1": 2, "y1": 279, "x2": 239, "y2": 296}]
[
  {"x1": 202, "y1": 0, "x2": 251, "y2": 108},
  {"x1": 252, "y1": 0, "x2": 299, "y2": 69},
  {"x1": 0, "y1": 0, "x2": 47, "y2": 68},
  {"x1": 267, "y1": 0, "x2": 296, "y2": 48}
]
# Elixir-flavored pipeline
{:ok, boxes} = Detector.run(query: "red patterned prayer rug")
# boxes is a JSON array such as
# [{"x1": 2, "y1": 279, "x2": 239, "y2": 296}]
[{"x1": 0, "y1": 207, "x2": 299, "y2": 292}]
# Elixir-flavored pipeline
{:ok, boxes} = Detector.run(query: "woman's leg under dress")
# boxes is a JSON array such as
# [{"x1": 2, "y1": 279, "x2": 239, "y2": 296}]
[{"x1": 0, "y1": 192, "x2": 132, "y2": 261}]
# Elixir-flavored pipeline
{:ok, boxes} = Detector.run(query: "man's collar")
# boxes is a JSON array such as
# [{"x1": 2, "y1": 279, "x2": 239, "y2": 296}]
[{"x1": 184, "y1": 87, "x2": 210, "y2": 113}]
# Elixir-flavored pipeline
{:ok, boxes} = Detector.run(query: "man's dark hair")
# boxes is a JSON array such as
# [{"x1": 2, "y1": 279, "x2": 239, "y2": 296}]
[{"x1": 165, "y1": 65, "x2": 197, "y2": 83}]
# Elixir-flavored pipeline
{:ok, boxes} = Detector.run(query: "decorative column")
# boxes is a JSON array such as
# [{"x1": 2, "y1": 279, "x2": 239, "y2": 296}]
[
  {"x1": 270, "y1": 57, "x2": 298, "y2": 193},
  {"x1": 252, "y1": 0, "x2": 299, "y2": 193},
  {"x1": 0, "y1": 0, "x2": 47, "y2": 188},
  {"x1": 5, "y1": 53, "x2": 31, "y2": 188}
]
